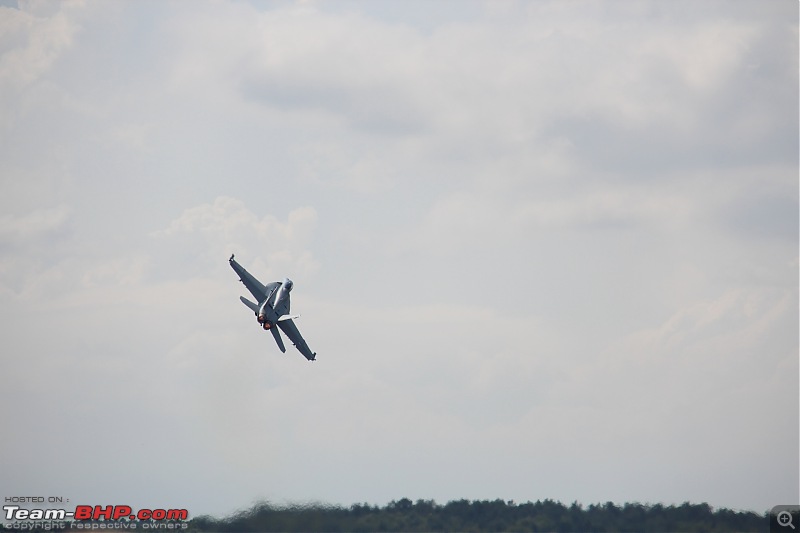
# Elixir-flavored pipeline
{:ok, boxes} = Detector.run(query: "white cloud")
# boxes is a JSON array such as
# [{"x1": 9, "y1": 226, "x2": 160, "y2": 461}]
[
  {"x1": 0, "y1": 2, "x2": 79, "y2": 90},
  {"x1": 154, "y1": 196, "x2": 319, "y2": 279},
  {"x1": 0, "y1": 205, "x2": 73, "y2": 299},
  {"x1": 0, "y1": 204, "x2": 70, "y2": 245}
]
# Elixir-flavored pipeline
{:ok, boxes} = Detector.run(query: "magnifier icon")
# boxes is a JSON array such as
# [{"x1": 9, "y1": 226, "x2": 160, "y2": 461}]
[{"x1": 778, "y1": 511, "x2": 795, "y2": 529}]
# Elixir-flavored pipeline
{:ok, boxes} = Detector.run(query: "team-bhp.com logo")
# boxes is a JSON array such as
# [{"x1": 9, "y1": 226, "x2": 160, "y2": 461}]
[{"x1": 3, "y1": 505, "x2": 188, "y2": 529}]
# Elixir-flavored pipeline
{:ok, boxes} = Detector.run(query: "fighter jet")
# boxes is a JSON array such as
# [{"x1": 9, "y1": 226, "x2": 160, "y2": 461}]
[{"x1": 229, "y1": 254, "x2": 317, "y2": 361}]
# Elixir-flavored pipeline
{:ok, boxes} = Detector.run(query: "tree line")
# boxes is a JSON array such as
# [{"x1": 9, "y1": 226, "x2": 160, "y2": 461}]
[{"x1": 187, "y1": 498, "x2": 766, "y2": 532}]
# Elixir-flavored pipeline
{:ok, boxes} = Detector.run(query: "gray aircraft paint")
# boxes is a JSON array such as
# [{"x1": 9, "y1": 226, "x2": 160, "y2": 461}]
[{"x1": 229, "y1": 255, "x2": 317, "y2": 361}]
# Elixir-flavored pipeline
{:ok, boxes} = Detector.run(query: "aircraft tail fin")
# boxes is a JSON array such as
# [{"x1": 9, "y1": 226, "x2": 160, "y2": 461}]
[{"x1": 270, "y1": 326, "x2": 286, "y2": 353}]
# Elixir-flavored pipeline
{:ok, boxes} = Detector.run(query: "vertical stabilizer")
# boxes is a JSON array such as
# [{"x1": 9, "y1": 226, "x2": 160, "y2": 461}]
[{"x1": 270, "y1": 326, "x2": 286, "y2": 353}]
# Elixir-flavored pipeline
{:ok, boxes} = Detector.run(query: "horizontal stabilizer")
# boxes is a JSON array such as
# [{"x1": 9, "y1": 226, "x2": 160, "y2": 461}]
[
  {"x1": 240, "y1": 296, "x2": 259, "y2": 313},
  {"x1": 278, "y1": 314, "x2": 300, "y2": 322}
]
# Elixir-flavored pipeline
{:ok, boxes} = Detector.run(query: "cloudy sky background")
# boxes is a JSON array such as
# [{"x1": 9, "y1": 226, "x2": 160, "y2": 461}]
[{"x1": 1, "y1": 0, "x2": 797, "y2": 518}]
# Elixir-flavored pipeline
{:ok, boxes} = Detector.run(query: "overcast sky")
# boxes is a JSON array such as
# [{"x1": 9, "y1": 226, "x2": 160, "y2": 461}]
[{"x1": 1, "y1": 0, "x2": 797, "y2": 519}]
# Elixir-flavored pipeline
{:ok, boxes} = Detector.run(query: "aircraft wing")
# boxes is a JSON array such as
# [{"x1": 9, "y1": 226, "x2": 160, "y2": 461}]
[
  {"x1": 229, "y1": 255, "x2": 275, "y2": 303},
  {"x1": 277, "y1": 319, "x2": 316, "y2": 361}
]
